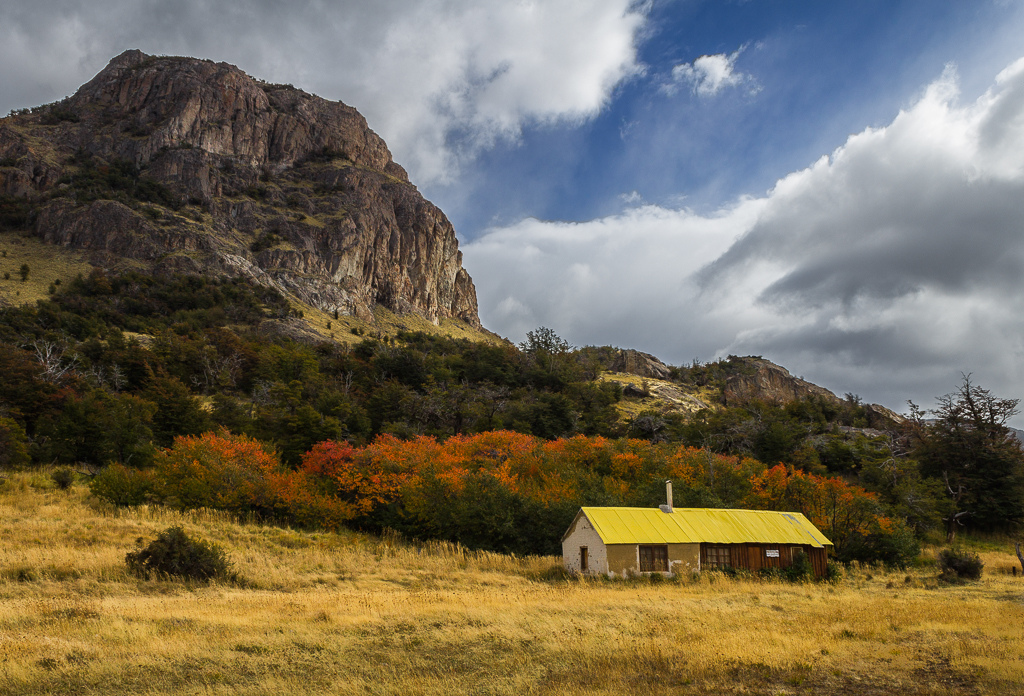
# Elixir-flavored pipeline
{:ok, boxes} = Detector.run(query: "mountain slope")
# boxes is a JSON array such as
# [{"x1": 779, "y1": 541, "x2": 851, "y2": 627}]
[{"x1": 0, "y1": 50, "x2": 480, "y2": 331}]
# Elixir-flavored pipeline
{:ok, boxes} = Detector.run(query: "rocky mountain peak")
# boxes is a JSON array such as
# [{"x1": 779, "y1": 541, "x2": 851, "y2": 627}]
[{"x1": 0, "y1": 51, "x2": 480, "y2": 329}]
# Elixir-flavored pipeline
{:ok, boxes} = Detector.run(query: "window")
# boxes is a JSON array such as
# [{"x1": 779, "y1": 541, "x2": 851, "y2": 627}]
[
  {"x1": 639, "y1": 545, "x2": 668, "y2": 572},
  {"x1": 705, "y1": 545, "x2": 732, "y2": 570},
  {"x1": 580, "y1": 546, "x2": 589, "y2": 572}
]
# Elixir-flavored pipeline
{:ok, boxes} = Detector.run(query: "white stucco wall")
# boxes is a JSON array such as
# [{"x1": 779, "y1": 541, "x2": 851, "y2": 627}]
[{"x1": 561, "y1": 513, "x2": 607, "y2": 575}]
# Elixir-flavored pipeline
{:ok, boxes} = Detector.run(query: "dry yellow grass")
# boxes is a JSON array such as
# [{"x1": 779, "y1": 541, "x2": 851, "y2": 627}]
[
  {"x1": 0, "y1": 232, "x2": 95, "y2": 307},
  {"x1": 599, "y1": 371, "x2": 719, "y2": 423},
  {"x1": 293, "y1": 300, "x2": 506, "y2": 347},
  {"x1": 2, "y1": 471, "x2": 1023, "y2": 695}
]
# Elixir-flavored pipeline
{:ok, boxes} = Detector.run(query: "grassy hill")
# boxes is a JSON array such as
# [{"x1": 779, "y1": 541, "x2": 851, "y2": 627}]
[
  {"x1": 2, "y1": 472, "x2": 1023, "y2": 695},
  {"x1": 0, "y1": 232, "x2": 96, "y2": 308}
]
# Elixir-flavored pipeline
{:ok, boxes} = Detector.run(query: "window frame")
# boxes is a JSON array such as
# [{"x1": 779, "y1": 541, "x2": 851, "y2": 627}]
[
  {"x1": 704, "y1": 545, "x2": 732, "y2": 570},
  {"x1": 638, "y1": 544, "x2": 669, "y2": 572}
]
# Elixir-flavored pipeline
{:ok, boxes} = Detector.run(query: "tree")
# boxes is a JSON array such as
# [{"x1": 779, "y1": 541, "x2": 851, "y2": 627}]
[
  {"x1": 911, "y1": 375, "x2": 1024, "y2": 539},
  {"x1": 144, "y1": 374, "x2": 210, "y2": 447},
  {"x1": 0, "y1": 415, "x2": 30, "y2": 467},
  {"x1": 519, "y1": 326, "x2": 577, "y2": 384},
  {"x1": 35, "y1": 390, "x2": 157, "y2": 467},
  {"x1": 519, "y1": 326, "x2": 571, "y2": 357}
]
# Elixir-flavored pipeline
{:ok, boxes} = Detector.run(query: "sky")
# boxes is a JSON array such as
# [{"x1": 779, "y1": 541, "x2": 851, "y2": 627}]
[{"x1": 3, "y1": 0, "x2": 1024, "y2": 419}]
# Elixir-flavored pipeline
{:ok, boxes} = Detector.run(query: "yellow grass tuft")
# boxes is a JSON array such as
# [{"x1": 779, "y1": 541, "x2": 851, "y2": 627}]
[{"x1": 2, "y1": 472, "x2": 1023, "y2": 695}]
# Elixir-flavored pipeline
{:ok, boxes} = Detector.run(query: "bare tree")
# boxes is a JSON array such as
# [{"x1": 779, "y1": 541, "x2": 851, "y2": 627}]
[
  {"x1": 29, "y1": 338, "x2": 79, "y2": 384},
  {"x1": 942, "y1": 471, "x2": 972, "y2": 543},
  {"x1": 250, "y1": 379, "x2": 274, "y2": 418}
]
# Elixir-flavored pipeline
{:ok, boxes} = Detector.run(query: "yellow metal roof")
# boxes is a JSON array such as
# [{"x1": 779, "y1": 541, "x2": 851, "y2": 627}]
[{"x1": 576, "y1": 507, "x2": 832, "y2": 548}]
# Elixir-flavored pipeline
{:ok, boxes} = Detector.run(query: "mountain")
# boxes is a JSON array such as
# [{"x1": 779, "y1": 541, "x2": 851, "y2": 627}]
[{"x1": 0, "y1": 50, "x2": 480, "y2": 331}]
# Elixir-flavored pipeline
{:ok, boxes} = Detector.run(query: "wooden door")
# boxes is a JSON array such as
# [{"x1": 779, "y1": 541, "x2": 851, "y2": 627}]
[{"x1": 748, "y1": 545, "x2": 762, "y2": 572}]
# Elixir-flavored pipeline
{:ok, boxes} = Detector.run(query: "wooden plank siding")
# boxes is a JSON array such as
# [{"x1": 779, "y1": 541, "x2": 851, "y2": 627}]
[{"x1": 699, "y1": 543, "x2": 829, "y2": 578}]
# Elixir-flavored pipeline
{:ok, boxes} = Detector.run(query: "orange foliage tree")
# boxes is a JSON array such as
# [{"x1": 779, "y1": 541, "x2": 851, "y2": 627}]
[
  {"x1": 743, "y1": 464, "x2": 911, "y2": 562},
  {"x1": 154, "y1": 430, "x2": 282, "y2": 517}
]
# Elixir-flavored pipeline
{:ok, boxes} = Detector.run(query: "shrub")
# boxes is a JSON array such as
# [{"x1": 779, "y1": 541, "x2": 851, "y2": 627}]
[
  {"x1": 533, "y1": 564, "x2": 574, "y2": 583},
  {"x1": 154, "y1": 431, "x2": 281, "y2": 516},
  {"x1": 0, "y1": 416, "x2": 30, "y2": 467},
  {"x1": 824, "y1": 560, "x2": 844, "y2": 583},
  {"x1": 90, "y1": 463, "x2": 155, "y2": 506},
  {"x1": 125, "y1": 526, "x2": 232, "y2": 581},
  {"x1": 51, "y1": 468, "x2": 75, "y2": 490},
  {"x1": 785, "y1": 550, "x2": 813, "y2": 581},
  {"x1": 938, "y1": 547, "x2": 984, "y2": 582},
  {"x1": 40, "y1": 104, "x2": 80, "y2": 125}
]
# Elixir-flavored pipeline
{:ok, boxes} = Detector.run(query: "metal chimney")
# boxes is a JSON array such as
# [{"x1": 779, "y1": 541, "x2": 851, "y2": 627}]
[{"x1": 659, "y1": 480, "x2": 673, "y2": 513}]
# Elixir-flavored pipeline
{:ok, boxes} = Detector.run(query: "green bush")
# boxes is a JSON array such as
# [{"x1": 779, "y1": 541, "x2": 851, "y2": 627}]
[
  {"x1": 938, "y1": 547, "x2": 984, "y2": 582},
  {"x1": 51, "y1": 468, "x2": 75, "y2": 490},
  {"x1": 40, "y1": 104, "x2": 80, "y2": 125},
  {"x1": 89, "y1": 463, "x2": 154, "y2": 506},
  {"x1": 125, "y1": 526, "x2": 232, "y2": 581},
  {"x1": 785, "y1": 550, "x2": 813, "y2": 581}
]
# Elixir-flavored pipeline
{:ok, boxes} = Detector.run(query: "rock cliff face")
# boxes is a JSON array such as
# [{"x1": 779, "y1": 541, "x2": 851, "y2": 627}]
[{"x1": 0, "y1": 50, "x2": 480, "y2": 327}]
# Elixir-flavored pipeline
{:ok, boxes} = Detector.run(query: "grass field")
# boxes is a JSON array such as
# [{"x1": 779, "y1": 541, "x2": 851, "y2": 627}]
[
  {"x1": 2, "y1": 470, "x2": 1023, "y2": 695},
  {"x1": 0, "y1": 231, "x2": 95, "y2": 308}
]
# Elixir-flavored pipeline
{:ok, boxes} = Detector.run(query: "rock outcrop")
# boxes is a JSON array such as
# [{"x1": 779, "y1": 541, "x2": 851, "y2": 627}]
[
  {"x1": 0, "y1": 50, "x2": 480, "y2": 328},
  {"x1": 609, "y1": 349, "x2": 673, "y2": 380},
  {"x1": 723, "y1": 357, "x2": 902, "y2": 428},
  {"x1": 723, "y1": 358, "x2": 842, "y2": 407}
]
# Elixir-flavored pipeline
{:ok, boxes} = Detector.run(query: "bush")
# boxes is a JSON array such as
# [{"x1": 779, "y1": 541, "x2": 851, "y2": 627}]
[
  {"x1": 824, "y1": 560, "x2": 844, "y2": 583},
  {"x1": 938, "y1": 547, "x2": 984, "y2": 582},
  {"x1": 785, "y1": 550, "x2": 813, "y2": 582},
  {"x1": 51, "y1": 468, "x2": 75, "y2": 490},
  {"x1": 533, "y1": 564, "x2": 574, "y2": 583},
  {"x1": 90, "y1": 463, "x2": 155, "y2": 506},
  {"x1": 125, "y1": 526, "x2": 233, "y2": 581}
]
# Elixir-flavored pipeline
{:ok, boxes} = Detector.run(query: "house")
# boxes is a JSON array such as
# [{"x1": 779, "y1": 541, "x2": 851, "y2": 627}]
[{"x1": 561, "y1": 483, "x2": 833, "y2": 578}]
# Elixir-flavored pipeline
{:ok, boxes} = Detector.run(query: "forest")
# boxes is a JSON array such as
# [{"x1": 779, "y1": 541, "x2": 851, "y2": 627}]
[{"x1": 2, "y1": 268, "x2": 1022, "y2": 565}]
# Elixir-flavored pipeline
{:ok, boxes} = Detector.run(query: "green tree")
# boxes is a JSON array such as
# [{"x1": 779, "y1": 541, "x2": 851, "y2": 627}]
[
  {"x1": 35, "y1": 390, "x2": 157, "y2": 467},
  {"x1": 519, "y1": 326, "x2": 578, "y2": 386},
  {"x1": 0, "y1": 415, "x2": 30, "y2": 467},
  {"x1": 144, "y1": 374, "x2": 211, "y2": 447},
  {"x1": 911, "y1": 375, "x2": 1024, "y2": 539}
]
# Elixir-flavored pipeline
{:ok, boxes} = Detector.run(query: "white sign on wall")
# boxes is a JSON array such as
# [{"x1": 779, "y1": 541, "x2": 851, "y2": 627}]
[{"x1": 765, "y1": 549, "x2": 780, "y2": 558}]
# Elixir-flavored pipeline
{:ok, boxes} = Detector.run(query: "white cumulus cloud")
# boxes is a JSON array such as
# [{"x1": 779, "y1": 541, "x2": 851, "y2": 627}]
[
  {"x1": 464, "y1": 56, "x2": 1024, "y2": 415},
  {"x1": 666, "y1": 48, "x2": 753, "y2": 97}
]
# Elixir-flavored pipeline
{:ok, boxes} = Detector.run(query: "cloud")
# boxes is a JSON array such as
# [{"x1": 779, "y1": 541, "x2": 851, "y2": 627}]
[
  {"x1": 0, "y1": 0, "x2": 646, "y2": 184},
  {"x1": 464, "y1": 56, "x2": 1024, "y2": 414},
  {"x1": 666, "y1": 48, "x2": 754, "y2": 97}
]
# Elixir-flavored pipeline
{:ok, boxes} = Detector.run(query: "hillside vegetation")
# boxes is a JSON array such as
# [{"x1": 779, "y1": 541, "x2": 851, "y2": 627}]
[
  {"x1": 2, "y1": 264, "x2": 1023, "y2": 562},
  {"x1": 2, "y1": 476, "x2": 1023, "y2": 696}
]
